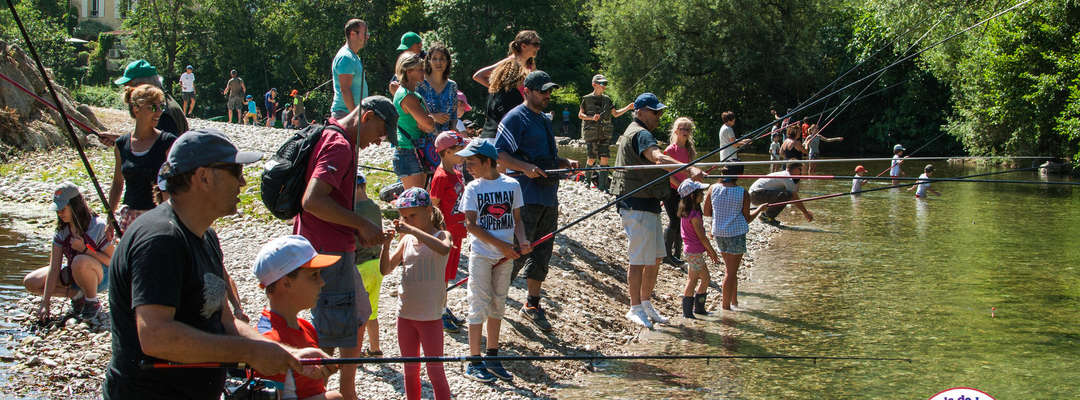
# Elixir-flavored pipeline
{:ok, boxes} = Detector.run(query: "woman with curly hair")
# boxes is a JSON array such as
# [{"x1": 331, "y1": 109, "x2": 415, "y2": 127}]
[{"x1": 108, "y1": 84, "x2": 178, "y2": 231}]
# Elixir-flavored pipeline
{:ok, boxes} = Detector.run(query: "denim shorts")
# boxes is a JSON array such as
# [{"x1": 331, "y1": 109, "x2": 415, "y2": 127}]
[
  {"x1": 63, "y1": 261, "x2": 109, "y2": 294},
  {"x1": 392, "y1": 148, "x2": 424, "y2": 178},
  {"x1": 715, "y1": 234, "x2": 747, "y2": 255}
]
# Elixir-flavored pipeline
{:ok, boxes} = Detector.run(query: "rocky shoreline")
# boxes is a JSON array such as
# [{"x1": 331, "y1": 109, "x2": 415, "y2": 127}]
[{"x1": 0, "y1": 108, "x2": 781, "y2": 399}]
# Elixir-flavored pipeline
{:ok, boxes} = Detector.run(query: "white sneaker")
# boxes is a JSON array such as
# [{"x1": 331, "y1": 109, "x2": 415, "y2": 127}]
[
  {"x1": 641, "y1": 300, "x2": 669, "y2": 324},
  {"x1": 625, "y1": 306, "x2": 653, "y2": 329}
]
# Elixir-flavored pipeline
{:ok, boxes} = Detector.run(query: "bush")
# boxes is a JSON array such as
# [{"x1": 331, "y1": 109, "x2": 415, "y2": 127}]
[
  {"x1": 72, "y1": 85, "x2": 125, "y2": 110},
  {"x1": 73, "y1": 20, "x2": 112, "y2": 41}
]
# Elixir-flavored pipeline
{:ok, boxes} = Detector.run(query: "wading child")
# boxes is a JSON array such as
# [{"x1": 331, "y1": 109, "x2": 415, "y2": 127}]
[
  {"x1": 908, "y1": 164, "x2": 941, "y2": 198},
  {"x1": 457, "y1": 141, "x2": 530, "y2": 383},
  {"x1": 244, "y1": 95, "x2": 259, "y2": 125},
  {"x1": 23, "y1": 182, "x2": 114, "y2": 321},
  {"x1": 429, "y1": 131, "x2": 469, "y2": 333},
  {"x1": 769, "y1": 132, "x2": 783, "y2": 172},
  {"x1": 704, "y1": 168, "x2": 767, "y2": 311},
  {"x1": 851, "y1": 165, "x2": 869, "y2": 193},
  {"x1": 353, "y1": 172, "x2": 384, "y2": 357},
  {"x1": 890, "y1": 144, "x2": 905, "y2": 182},
  {"x1": 381, "y1": 188, "x2": 453, "y2": 400},
  {"x1": 252, "y1": 235, "x2": 343, "y2": 400},
  {"x1": 677, "y1": 179, "x2": 720, "y2": 318}
]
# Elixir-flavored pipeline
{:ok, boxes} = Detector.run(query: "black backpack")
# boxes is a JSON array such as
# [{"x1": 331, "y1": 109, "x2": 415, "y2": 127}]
[{"x1": 260, "y1": 123, "x2": 345, "y2": 219}]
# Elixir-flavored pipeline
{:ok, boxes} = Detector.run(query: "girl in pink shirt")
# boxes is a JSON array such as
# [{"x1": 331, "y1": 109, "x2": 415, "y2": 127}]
[
  {"x1": 676, "y1": 179, "x2": 720, "y2": 319},
  {"x1": 661, "y1": 117, "x2": 697, "y2": 267}
]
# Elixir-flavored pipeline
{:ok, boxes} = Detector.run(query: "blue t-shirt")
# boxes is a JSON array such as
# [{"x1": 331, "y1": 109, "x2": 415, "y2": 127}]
[
  {"x1": 264, "y1": 91, "x2": 276, "y2": 111},
  {"x1": 247, "y1": 99, "x2": 257, "y2": 114},
  {"x1": 494, "y1": 104, "x2": 559, "y2": 207},
  {"x1": 331, "y1": 44, "x2": 367, "y2": 113}
]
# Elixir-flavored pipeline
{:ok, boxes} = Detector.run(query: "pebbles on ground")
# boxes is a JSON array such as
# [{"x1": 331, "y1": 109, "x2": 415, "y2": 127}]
[{"x1": 0, "y1": 108, "x2": 781, "y2": 399}]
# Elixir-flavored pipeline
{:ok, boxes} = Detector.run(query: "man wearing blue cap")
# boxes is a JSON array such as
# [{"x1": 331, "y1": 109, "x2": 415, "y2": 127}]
[
  {"x1": 179, "y1": 65, "x2": 196, "y2": 117},
  {"x1": 611, "y1": 93, "x2": 703, "y2": 329},
  {"x1": 105, "y1": 129, "x2": 334, "y2": 399},
  {"x1": 494, "y1": 70, "x2": 578, "y2": 333}
]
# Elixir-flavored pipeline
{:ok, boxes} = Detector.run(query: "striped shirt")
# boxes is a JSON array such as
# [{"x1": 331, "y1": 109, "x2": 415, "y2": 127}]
[{"x1": 710, "y1": 185, "x2": 749, "y2": 237}]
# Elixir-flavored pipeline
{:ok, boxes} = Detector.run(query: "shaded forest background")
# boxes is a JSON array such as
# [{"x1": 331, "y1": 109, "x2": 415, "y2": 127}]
[{"x1": 2, "y1": 0, "x2": 1078, "y2": 161}]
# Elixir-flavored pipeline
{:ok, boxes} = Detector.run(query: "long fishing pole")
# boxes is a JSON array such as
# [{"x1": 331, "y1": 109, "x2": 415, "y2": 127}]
[
  {"x1": 762, "y1": 167, "x2": 1039, "y2": 208},
  {"x1": 534, "y1": 156, "x2": 1048, "y2": 174},
  {"x1": 705, "y1": 174, "x2": 1080, "y2": 186},
  {"x1": 451, "y1": 1, "x2": 1034, "y2": 291},
  {"x1": 873, "y1": 130, "x2": 952, "y2": 178},
  {"x1": 357, "y1": 165, "x2": 394, "y2": 173},
  {"x1": 142, "y1": 353, "x2": 912, "y2": 370},
  {"x1": 4, "y1": 0, "x2": 123, "y2": 236},
  {"x1": 0, "y1": 70, "x2": 103, "y2": 138}
]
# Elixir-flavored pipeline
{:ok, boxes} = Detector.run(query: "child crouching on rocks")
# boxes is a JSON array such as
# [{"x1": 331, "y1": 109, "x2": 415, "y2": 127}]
[
  {"x1": 704, "y1": 167, "x2": 767, "y2": 311},
  {"x1": 251, "y1": 235, "x2": 342, "y2": 400},
  {"x1": 457, "y1": 141, "x2": 530, "y2": 383},
  {"x1": 676, "y1": 179, "x2": 720, "y2": 318},
  {"x1": 380, "y1": 188, "x2": 453, "y2": 400}
]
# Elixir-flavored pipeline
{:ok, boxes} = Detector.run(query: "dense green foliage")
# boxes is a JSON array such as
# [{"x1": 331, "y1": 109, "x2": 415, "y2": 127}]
[
  {"x1": 72, "y1": 84, "x2": 126, "y2": 110},
  {"x1": 0, "y1": 0, "x2": 78, "y2": 84},
  {"x1": 5, "y1": 0, "x2": 1076, "y2": 162}
]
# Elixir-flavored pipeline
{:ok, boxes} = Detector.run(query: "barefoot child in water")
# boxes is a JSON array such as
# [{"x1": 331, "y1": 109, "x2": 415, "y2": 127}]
[
  {"x1": 851, "y1": 165, "x2": 869, "y2": 193},
  {"x1": 704, "y1": 167, "x2": 767, "y2": 311},
  {"x1": 908, "y1": 164, "x2": 941, "y2": 198},
  {"x1": 677, "y1": 179, "x2": 720, "y2": 318},
  {"x1": 381, "y1": 188, "x2": 453, "y2": 400}
]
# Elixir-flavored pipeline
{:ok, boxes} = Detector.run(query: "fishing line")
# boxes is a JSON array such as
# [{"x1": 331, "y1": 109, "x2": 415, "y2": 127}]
[
  {"x1": 762, "y1": 167, "x2": 1039, "y2": 207},
  {"x1": 357, "y1": 165, "x2": 394, "y2": 173},
  {"x1": 532, "y1": 156, "x2": 1049, "y2": 174},
  {"x1": 872, "y1": 130, "x2": 952, "y2": 178},
  {"x1": 704, "y1": 174, "x2": 1080, "y2": 186},
  {"x1": 141, "y1": 353, "x2": 912, "y2": 370},
  {"x1": 4, "y1": 0, "x2": 123, "y2": 236},
  {"x1": 452, "y1": 0, "x2": 1034, "y2": 291}
]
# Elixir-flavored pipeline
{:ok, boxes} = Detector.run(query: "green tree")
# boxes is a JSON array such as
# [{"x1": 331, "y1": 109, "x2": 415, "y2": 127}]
[{"x1": 0, "y1": 1, "x2": 78, "y2": 84}]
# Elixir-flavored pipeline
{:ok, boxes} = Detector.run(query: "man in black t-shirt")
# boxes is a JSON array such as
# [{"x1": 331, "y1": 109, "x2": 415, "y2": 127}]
[{"x1": 105, "y1": 129, "x2": 335, "y2": 399}]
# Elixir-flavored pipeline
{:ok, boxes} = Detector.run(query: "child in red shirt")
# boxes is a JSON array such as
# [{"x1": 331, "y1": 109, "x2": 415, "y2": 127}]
[
  {"x1": 253, "y1": 235, "x2": 343, "y2": 400},
  {"x1": 429, "y1": 131, "x2": 469, "y2": 333}
]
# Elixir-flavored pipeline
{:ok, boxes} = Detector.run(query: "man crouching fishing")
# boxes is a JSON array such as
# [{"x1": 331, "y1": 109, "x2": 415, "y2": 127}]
[
  {"x1": 610, "y1": 93, "x2": 703, "y2": 329},
  {"x1": 104, "y1": 129, "x2": 334, "y2": 399}
]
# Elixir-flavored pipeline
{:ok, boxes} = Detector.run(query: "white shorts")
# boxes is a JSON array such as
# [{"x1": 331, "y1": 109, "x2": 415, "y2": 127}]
[
  {"x1": 466, "y1": 253, "x2": 513, "y2": 325},
  {"x1": 619, "y1": 209, "x2": 665, "y2": 266}
]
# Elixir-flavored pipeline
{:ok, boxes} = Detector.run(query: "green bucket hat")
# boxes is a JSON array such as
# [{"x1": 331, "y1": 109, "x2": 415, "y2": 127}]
[{"x1": 114, "y1": 59, "x2": 159, "y2": 86}]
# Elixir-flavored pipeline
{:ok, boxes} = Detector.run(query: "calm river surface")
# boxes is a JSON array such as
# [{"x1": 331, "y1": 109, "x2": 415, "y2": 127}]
[{"x1": 556, "y1": 154, "x2": 1079, "y2": 399}]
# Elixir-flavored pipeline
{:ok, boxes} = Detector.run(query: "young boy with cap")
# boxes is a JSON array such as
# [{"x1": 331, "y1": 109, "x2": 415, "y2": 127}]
[
  {"x1": 890, "y1": 144, "x2": 906, "y2": 182},
  {"x1": 579, "y1": 74, "x2": 633, "y2": 191},
  {"x1": 908, "y1": 164, "x2": 941, "y2": 198},
  {"x1": 429, "y1": 131, "x2": 470, "y2": 333},
  {"x1": 852, "y1": 165, "x2": 868, "y2": 193},
  {"x1": 457, "y1": 141, "x2": 530, "y2": 383},
  {"x1": 180, "y1": 65, "x2": 196, "y2": 116},
  {"x1": 253, "y1": 235, "x2": 343, "y2": 400},
  {"x1": 244, "y1": 95, "x2": 259, "y2": 125}
]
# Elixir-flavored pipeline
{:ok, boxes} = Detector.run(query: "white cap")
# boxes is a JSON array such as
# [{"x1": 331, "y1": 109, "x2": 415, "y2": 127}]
[
  {"x1": 894, "y1": 144, "x2": 905, "y2": 152},
  {"x1": 677, "y1": 179, "x2": 710, "y2": 198},
  {"x1": 252, "y1": 235, "x2": 340, "y2": 288}
]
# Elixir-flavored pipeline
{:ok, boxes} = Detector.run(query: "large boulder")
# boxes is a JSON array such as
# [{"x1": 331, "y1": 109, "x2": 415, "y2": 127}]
[{"x1": 0, "y1": 40, "x2": 105, "y2": 152}]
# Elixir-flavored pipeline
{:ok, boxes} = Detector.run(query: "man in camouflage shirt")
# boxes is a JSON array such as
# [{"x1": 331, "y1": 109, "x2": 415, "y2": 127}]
[{"x1": 579, "y1": 74, "x2": 633, "y2": 192}]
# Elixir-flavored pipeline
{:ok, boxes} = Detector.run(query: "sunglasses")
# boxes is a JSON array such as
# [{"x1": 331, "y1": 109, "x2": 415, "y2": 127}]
[
  {"x1": 207, "y1": 163, "x2": 243, "y2": 179},
  {"x1": 141, "y1": 102, "x2": 168, "y2": 113}
]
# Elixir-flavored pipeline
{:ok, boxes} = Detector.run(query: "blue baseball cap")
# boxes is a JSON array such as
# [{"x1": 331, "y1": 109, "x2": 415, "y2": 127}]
[
  {"x1": 245, "y1": 94, "x2": 253, "y2": 99},
  {"x1": 633, "y1": 93, "x2": 667, "y2": 111},
  {"x1": 185, "y1": 65, "x2": 194, "y2": 70},
  {"x1": 455, "y1": 140, "x2": 498, "y2": 160},
  {"x1": 159, "y1": 129, "x2": 262, "y2": 183},
  {"x1": 394, "y1": 187, "x2": 432, "y2": 209}
]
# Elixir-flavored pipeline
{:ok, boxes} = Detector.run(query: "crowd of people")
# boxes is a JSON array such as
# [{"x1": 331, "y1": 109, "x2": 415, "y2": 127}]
[{"x1": 17, "y1": 17, "x2": 936, "y2": 400}]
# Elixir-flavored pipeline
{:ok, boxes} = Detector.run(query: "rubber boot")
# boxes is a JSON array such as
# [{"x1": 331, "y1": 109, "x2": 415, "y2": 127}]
[
  {"x1": 694, "y1": 293, "x2": 709, "y2": 315},
  {"x1": 682, "y1": 296, "x2": 696, "y2": 319},
  {"x1": 598, "y1": 170, "x2": 611, "y2": 193},
  {"x1": 586, "y1": 170, "x2": 596, "y2": 188}
]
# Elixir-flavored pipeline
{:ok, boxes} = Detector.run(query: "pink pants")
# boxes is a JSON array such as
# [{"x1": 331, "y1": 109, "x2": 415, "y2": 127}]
[{"x1": 397, "y1": 317, "x2": 450, "y2": 400}]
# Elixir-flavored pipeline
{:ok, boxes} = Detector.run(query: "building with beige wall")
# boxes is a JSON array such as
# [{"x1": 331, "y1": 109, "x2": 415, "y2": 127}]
[{"x1": 69, "y1": 0, "x2": 131, "y2": 29}]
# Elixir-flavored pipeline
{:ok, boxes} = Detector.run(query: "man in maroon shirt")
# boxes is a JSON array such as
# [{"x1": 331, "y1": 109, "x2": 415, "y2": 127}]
[{"x1": 293, "y1": 95, "x2": 397, "y2": 400}]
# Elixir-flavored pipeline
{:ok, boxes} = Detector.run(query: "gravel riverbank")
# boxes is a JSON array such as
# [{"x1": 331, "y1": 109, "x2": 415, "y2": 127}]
[{"x1": 0, "y1": 108, "x2": 781, "y2": 399}]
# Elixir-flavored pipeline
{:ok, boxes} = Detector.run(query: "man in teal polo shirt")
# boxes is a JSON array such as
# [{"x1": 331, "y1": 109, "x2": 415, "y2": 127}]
[{"x1": 332, "y1": 19, "x2": 369, "y2": 119}]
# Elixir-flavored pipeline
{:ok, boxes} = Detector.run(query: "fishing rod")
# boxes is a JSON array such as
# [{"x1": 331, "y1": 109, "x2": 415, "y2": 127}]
[
  {"x1": 872, "y1": 130, "x2": 952, "y2": 178},
  {"x1": 4, "y1": 0, "x2": 124, "y2": 236},
  {"x1": 762, "y1": 167, "x2": 1039, "y2": 208},
  {"x1": 0, "y1": 70, "x2": 104, "y2": 138},
  {"x1": 534, "y1": 156, "x2": 1049, "y2": 174},
  {"x1": 449, "y1": 2, "x2": 1036, "y2": 291},
  {"x1": 142, "y1": 353, "x2": 912, "y2": 370},
  {"x1": 704, "y1": 174, "x2": 1080, "y2": 186},
  {"x1": 357, "y1": 165, "x2": 394, "y2": 173}
]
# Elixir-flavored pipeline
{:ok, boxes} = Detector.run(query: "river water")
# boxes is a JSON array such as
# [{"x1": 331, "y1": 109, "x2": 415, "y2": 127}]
[
  {"x1": 555, "y1": 154, "x2": 1080, "y2": 399},
  {"x1": 0, "y1": 152, "x2": 1076, "y2": 399}
]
